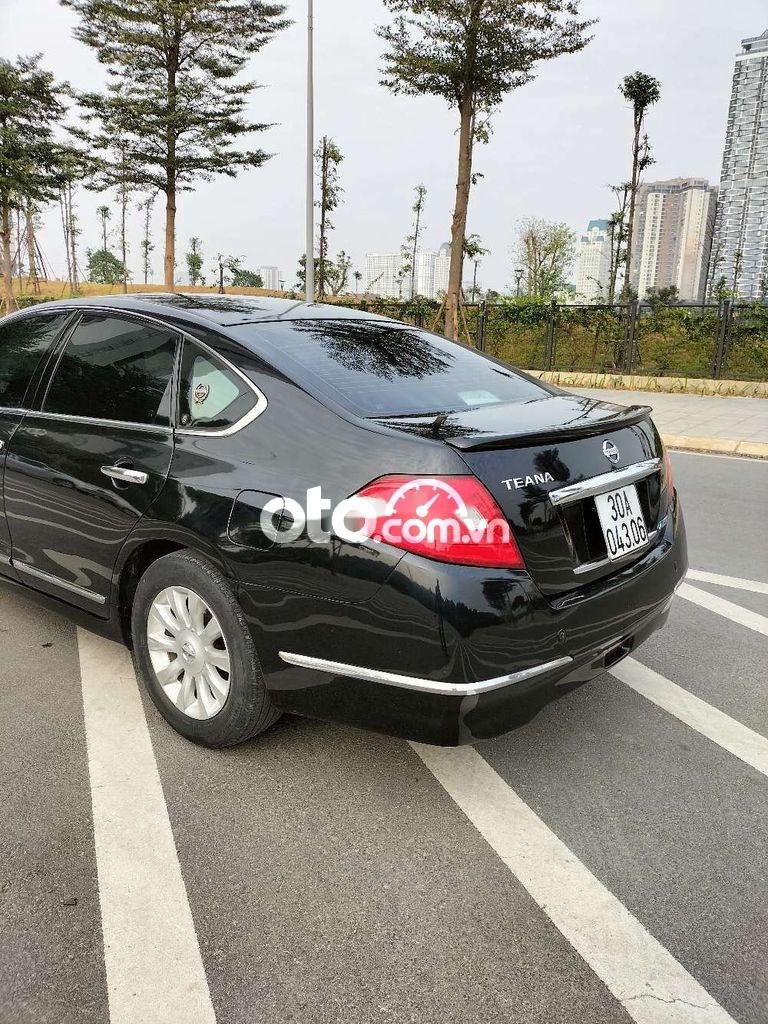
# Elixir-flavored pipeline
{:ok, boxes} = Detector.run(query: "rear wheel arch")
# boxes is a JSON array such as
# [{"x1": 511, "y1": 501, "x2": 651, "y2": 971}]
[{"x1": 117, "y1": 537, "x2": 233, "y2": 645}]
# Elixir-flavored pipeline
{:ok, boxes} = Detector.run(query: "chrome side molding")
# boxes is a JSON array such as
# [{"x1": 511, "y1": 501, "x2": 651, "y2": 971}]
[
  {"x1": 548, "y1": 458, "x2": 661, "y2": 507},
  {"x1": 14, "y1": 561, "x2": 106, "y2": 604},
  {"x1": 278, "y1": 651, "x2": 573, "y2": 696}
]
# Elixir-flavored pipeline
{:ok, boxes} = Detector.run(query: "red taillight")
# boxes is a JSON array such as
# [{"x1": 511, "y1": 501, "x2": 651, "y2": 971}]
[{"x1": 351, "y1": 475, "x2": 525, "y2": 569}]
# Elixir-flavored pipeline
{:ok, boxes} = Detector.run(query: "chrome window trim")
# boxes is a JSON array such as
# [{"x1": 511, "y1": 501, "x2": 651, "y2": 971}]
[
  {"x1": 17, "y1": 304, "x2": 268, "y2": 438},
  {"x1": 21, "y1": 409, "x2": 173, "y2": 435},
  {"x1": 278, "y1": 651, "x2": 573, "y2": 696},
  {"x1": 548, "y1": 458, "x2": 661, "y2": 508},
  {"x1": 14, "y1": 561, "x2": 106, "y2": 604},
  {"x1": 174, "y1": 335, "x2": 268, "y2": 438}
]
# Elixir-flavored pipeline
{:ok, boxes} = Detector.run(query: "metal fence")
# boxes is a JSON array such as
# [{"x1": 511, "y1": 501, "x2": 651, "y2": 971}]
[{"x1": 344, "y1": 298, "x2": 768, "y2": 381}]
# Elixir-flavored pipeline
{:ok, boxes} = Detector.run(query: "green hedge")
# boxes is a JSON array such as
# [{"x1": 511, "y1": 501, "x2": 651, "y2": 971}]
[{"x1": 331, "y1": 297, "x2": 768, "y2": 381}]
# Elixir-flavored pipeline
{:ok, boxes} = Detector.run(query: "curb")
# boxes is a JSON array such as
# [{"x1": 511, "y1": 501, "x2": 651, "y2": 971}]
[
  {"x1": 526, "y1": 370, "x2": 768, "y2": 399},
  {"x1": 661, "y1": 434, "x2": 768, "y2": 459}
]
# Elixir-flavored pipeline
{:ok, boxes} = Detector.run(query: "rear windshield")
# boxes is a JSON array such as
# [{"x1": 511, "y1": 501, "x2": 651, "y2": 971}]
[{"x1": 239, "y1": 320, "x2": 547, "y2": 418}]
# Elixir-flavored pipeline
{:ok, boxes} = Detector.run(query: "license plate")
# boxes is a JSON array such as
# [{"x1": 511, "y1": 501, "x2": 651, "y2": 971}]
[{"x1": 594, "y1": 484, "x2": 649, "y2": 561}]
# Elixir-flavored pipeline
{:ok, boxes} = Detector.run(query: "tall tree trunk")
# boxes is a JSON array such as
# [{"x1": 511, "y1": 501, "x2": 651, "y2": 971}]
[
  {"x1": 164, "y1": 38, "x2": 179, "y2": 292},
  {"x1": 67, "y1": 186, "x2": 79, "y2": 294},
  {"x1": 60, "y1": 192, "x2": 73, "y2": 294},
  {"x1": 318, "y1": 137, "x2": 328, "y2": 300},
  {"x1": 445, "y1": 97, "x2": 474, "y2": 340},
  {"x1": 120, "y1": 175, "x2": 129, "y2": 295},
  {"x1": 622, "y1": 115, "x2": 642, "y2": 302},
  {"x1": 1, "y1": 202, "x2": 16, "y2": 314},
  {"x1": 164, "y1": 184, "x2": 176, "y2": 290},
  {"x1": 26, "y1": 202, "x2": 39, "y2": 293},
  {"x1": 410, "y1": 192, "x2": 423, "y2": 300}
]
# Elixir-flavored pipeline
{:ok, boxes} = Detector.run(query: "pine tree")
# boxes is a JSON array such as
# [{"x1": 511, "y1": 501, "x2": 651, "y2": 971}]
[
  {"x1": 62, "y1": 0, "x2": 290, "y2": 291},
  {"x1": 378, "y1": 1, "x2": 593, "y2": 340},
  {"x1": 0, "y1": 56, "x2": 68, "y2": 312}
]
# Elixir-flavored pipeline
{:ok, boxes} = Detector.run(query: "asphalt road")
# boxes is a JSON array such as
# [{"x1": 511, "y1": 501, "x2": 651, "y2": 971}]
[{"x1": 1, "y1": 450, "x2": 767, "y2": 1024}]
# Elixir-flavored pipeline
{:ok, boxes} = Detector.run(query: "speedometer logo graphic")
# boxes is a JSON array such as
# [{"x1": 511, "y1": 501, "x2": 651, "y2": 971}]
[{"x1": 385, "y1": 478, "x2": 483, "y2": 530}]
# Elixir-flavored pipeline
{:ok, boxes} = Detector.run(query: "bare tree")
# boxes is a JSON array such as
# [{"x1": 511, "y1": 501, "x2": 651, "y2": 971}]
[
  {"x1": 401, "y1": 184, "x2": 427, "y2": 299},
  {"x1": 607, "y1": 183, "x2": 630, "y2": 303},
  {"x1": 138, "y1": 193, "x2": 155, "y2": 285},
  {"x1": 315, "y1": 136, "x2": 344, "y2": 299},
  {"x1": 517, "y1": 219, "x2": 575, "y2": 299}
]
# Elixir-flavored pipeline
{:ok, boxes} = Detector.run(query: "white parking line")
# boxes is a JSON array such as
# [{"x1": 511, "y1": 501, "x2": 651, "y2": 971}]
[
  {"x1": 411, "y1": 742, "x2": 736, "y2": 1024},
  {"x1": 612, "y1": 657, "x2": 768, "y2": 779},
  {"x1": 77, "y1": 630, "x2": 216, "y2": 1024},
  {"x1": 677, "y1": 582, "x2": 768, "y2": 638},
  {"x1": 686, "y1": 569, "x2": 768, "y2": 595}
]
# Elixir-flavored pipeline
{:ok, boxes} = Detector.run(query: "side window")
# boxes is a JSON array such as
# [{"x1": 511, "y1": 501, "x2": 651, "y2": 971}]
[
  {"x1": 0, "y1": 313, "x2": 69, "y2": 409},
  {"x1": 44, "y1": 315, "x2": 177, "y2": 426},
  {"x1": 178, "y1": 342, "x2": 257, "y2": 431}
]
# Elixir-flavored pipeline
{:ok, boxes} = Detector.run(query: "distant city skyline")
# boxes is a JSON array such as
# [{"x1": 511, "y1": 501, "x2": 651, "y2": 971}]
[{"x1": 1, "y1": 1, "x2": 765, "y2": 294}]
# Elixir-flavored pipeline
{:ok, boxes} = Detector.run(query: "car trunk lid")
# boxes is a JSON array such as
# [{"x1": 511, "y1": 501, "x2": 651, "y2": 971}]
[{"x1": 376, "y1": 395, "x2": 671, "y2": 596}]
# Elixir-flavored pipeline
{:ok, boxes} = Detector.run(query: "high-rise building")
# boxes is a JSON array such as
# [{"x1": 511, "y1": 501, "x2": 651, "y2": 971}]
[
  {"x1": 712, "y1": 30, "x2": 768, "y2": 298},
  {"x1": 364, "y1": 244, "x2": 452, "y2": 299},
  {"x1": 574, "y1": 220, "x2": 611, "y2": 301},
  {"x1": 364, "y1": 253, "x2": 405, "y2": 298},
  {"x1": 258, "y1": 266, "x2": 281, "y2": 290},
  {"x1": 630, "y1": 179, "x2": 718, "y2": 301},
  {"x1": 433, "y1": 243, "x2": 451, "y2": 298}
]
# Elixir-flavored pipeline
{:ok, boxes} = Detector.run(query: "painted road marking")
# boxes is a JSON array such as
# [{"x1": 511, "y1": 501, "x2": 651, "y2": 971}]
[
  {"x1": 78, "y1": 630, "x2": 216, "y2": 1024},
  {"x1": 677, "y1": 582, "x2": 768, "y2": 638},
  {"x1": 687, "y1": 569, "x2": 768, "y2": 595},
  {"x1": 411, "y1": 742, "x2": 736, "y2": 1024},
  {"x1": 612, "y1": 657, "x2": 768, "y2": 779}
]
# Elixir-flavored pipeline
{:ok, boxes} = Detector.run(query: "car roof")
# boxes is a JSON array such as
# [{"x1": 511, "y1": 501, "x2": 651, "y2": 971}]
[{"x1": 14, "y1": 293, "x2": 398, "y2": 328}]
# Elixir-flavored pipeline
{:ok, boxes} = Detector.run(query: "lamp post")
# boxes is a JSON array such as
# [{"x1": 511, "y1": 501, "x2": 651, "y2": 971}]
[
  {"x1": 515, "y1": 268, "x2": 524, "y2": 298},
  {"x1": 305, "y1": 0, "x2": 315, "y2": 304}
]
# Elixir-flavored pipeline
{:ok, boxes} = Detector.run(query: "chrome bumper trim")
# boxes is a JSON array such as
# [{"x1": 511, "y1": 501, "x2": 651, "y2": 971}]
[
  {"x1": 548, "y1": 458, "x2": 661, "y2": 507},
  {"x1": 277, "y1": 651, "x2": 574, "y2": 696}
]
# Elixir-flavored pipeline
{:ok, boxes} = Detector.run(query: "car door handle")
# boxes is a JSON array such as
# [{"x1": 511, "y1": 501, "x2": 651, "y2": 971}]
[{"x1": 101, "y1": 465, "x2": 149, "y2": 485}]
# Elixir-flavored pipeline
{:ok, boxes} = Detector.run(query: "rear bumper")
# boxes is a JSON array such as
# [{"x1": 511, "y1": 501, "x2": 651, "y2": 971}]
[{"x1": 238, "y1": 496, "x2": 687, "y2": 745}]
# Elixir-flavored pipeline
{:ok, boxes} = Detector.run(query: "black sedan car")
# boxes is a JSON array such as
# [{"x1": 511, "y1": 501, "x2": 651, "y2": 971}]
[{"x1": 0, "y1": 294, "x2": 686, "y2": 746}]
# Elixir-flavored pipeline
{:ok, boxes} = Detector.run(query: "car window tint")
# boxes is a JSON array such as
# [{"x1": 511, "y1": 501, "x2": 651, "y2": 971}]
[
  {"x1": 178, "y1": 342, "x2": 255, "y2": 430},
  {"x1": 240, "y1": 320, "x2": 548, "y2": 418},
  {"x1": 0, "y1": 313, "x2": 69, "y2": 409},
  {"x1": 44, "y1": 315, "x2": 177, "y2": 426}
]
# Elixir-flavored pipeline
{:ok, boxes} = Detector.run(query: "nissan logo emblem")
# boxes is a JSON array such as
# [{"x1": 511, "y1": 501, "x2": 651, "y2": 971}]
[{"x1": 602, "y1": 440, "x2": 620, "y2": 464}]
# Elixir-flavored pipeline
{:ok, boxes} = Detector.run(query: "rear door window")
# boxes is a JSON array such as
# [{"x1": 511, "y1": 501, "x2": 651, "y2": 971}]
[
  {"x1": 178, "y1": 342, "x2": 257, "y2": 432},
  {"x1": 0, "y1": 312, "x2": 69, "y2": 409},
  {"x1": 43, "y1": 314, "x2": 178, "y2": 426}
]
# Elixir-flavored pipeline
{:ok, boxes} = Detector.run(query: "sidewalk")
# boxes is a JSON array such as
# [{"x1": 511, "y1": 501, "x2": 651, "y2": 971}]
[{"x1": 568, "y1": 388, "x2": 768, "y2": 458}]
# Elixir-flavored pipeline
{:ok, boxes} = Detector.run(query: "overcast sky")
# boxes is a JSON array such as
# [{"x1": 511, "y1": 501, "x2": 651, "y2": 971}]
[{"x1": 1, "y1": 0, "x2": 766, "y2": 292}]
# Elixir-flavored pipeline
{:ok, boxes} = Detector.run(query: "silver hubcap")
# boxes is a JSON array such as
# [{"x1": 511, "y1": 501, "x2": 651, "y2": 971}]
[{"x1": 147, "y1": 587, "x2": 231, "y2": 720}]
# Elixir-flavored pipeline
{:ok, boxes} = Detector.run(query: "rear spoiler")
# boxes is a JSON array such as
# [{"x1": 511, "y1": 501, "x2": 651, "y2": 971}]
[{"x1": 443, "y1": 405, "x2": 653, "y2": 452}]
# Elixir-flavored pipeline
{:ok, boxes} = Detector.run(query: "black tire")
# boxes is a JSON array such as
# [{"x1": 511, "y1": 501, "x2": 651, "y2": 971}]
[{"x1": 130, "y1": 550, "x2": 281, "y2": 747}]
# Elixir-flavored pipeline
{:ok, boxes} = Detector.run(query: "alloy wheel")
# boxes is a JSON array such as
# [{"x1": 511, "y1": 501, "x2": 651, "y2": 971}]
[{"x1": 146, "y1": 586, "x2": 231, "y2": 720}]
